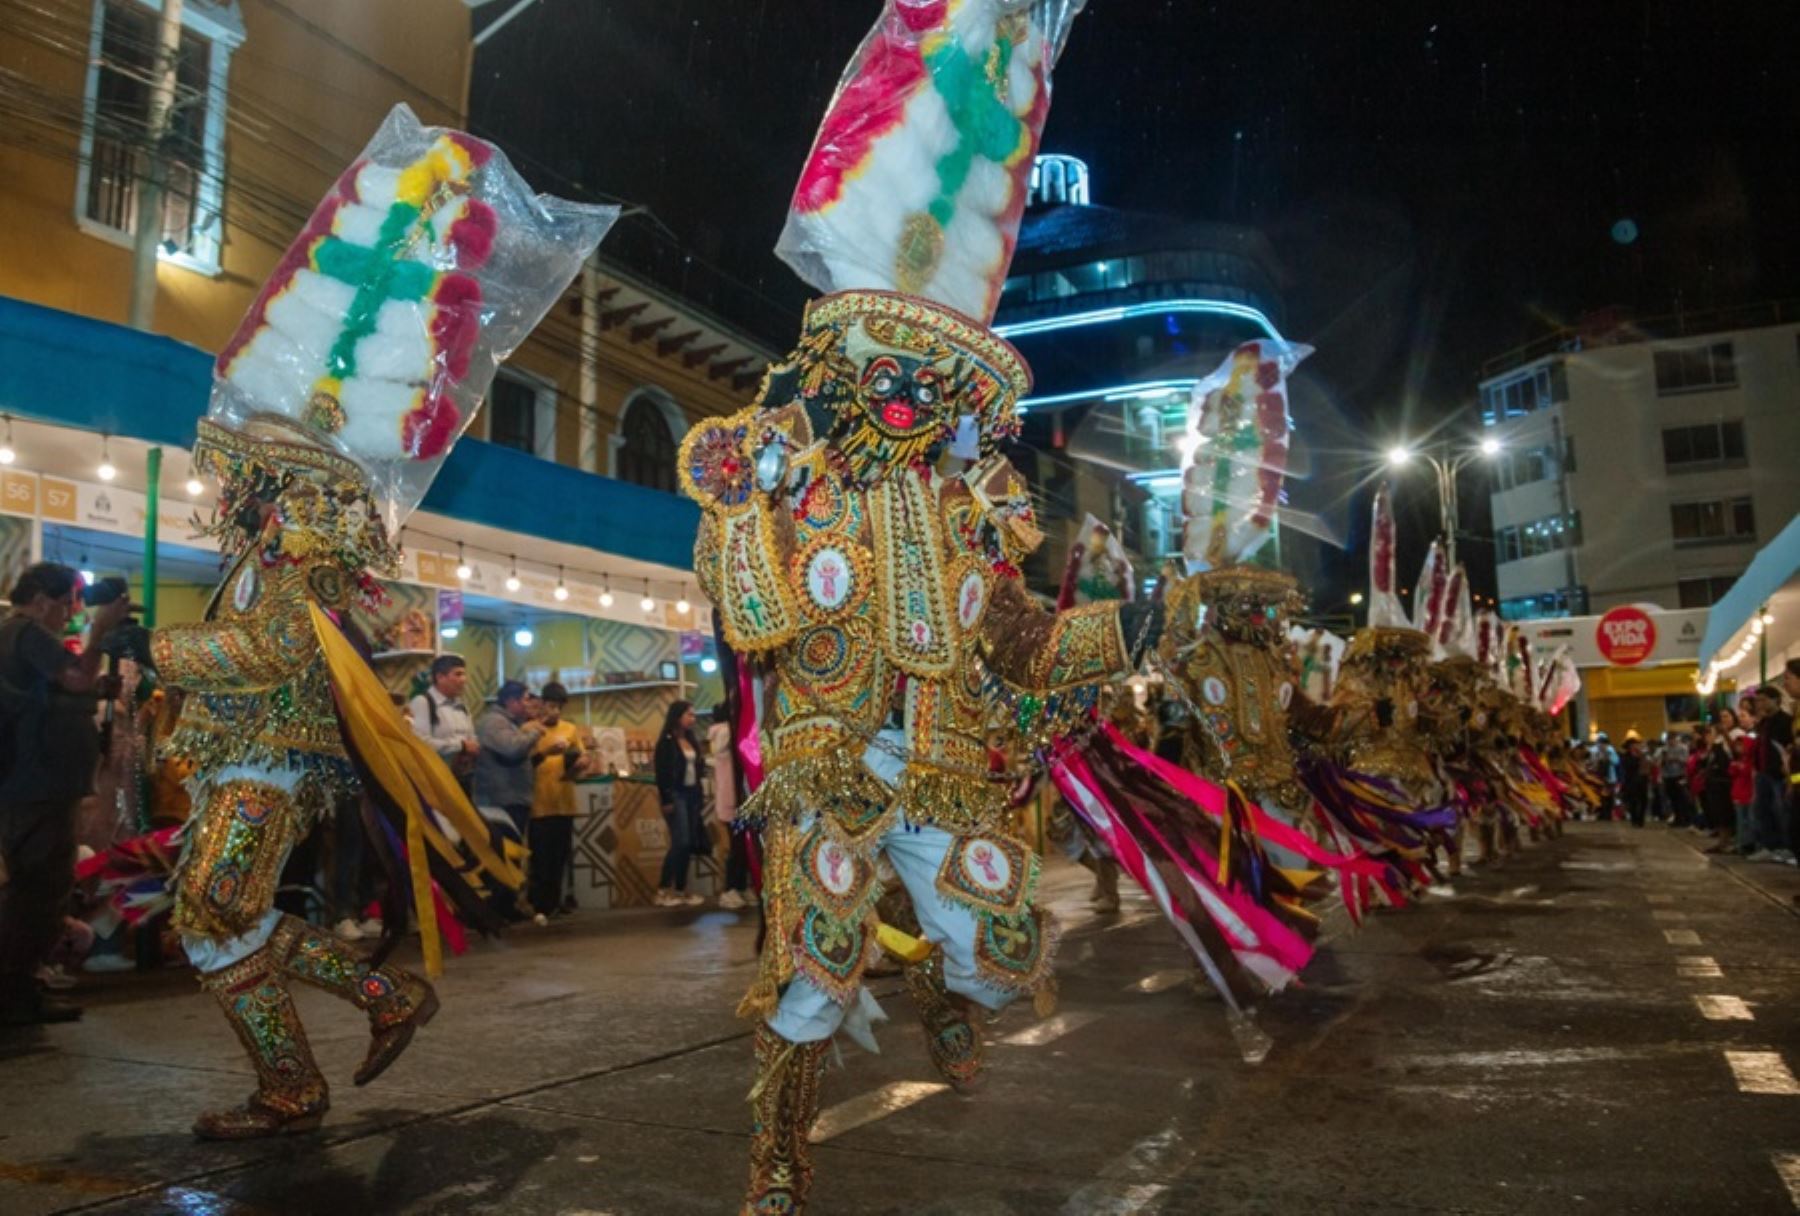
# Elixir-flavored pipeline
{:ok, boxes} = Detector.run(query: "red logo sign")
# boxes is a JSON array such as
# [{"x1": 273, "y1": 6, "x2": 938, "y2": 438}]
[{"x1": 1596, "y1": 606, "x2": 1657, "y2": 666}]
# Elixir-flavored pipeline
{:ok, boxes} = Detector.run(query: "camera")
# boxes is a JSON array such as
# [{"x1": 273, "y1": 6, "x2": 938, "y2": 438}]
[
  {"x1": 100, "y1": 622, "x2": 154, "y2": 667},
  {"x1": 81, "y1": 575, "x2": 131, "y2": 608}
]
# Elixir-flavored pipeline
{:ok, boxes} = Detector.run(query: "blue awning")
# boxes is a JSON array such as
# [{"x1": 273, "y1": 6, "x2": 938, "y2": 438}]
[
  {"x1": 1699, "y1": 512, "x2": 1800, "y2": 669},
  {"x1": 0, "y1": 294, "x2": 699, "y2": 569}
]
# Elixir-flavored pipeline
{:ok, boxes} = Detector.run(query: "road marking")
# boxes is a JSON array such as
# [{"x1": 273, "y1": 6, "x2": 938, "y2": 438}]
[
  {"x1": 1060, "y1": 1107, "x2": 1196, "y2": 1215},
  {"x1": 1059, "y1": 1182, "x2": 1171, "y2": 1215},
  {"x1": 1003, "y1": 1010, "x2": 1102, "y2": 1047},
  {"x1": 1128, "y1": 969, "x2": 1190, "y2": 994},
  {"x1": 1650, "y1": 910, "x2": 1687, "y2": 921},
  {"x1": 1694, "y1": 994, "x2": 1754, "y2": 1021},
  {"x1": 1645, "y1": 893, "x2": 1674, "y2": 904},
  {"x1": 1725, "y1": 1051, "x2": 1800, "y2": 1096},
  {"x1": 1772, "y1": 1152, "x2": 1800, "y2": 1208},
  {"x1": 809, "y1": 1081, "x2": 949, "y2": 1143},
  {"x1": 1664, "y1": 929, "x2": 1702, "y2": 946},
  {"x1": 1677, "y1": 956, "x2": 1724, "y2": 979},
  {"x1": 1104, "y1": 913, "x2": 1158, "y2": 933}
]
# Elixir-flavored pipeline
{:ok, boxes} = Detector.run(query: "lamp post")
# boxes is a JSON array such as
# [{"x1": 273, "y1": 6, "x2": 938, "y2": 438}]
[{"x1": 1384, "y1": 435, "x2": 1504, "y2": 568}]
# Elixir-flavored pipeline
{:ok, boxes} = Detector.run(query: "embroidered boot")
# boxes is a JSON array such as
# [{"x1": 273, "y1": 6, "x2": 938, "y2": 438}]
[
  {"x1": 904, "y1": 947, "x2": 985, "y2": 1091},
  {"x1": 194, "y1": 947, "x2": 329, "y2": 1140},
  {"x1": 742, "y1": 1025, "x2": 828, "y2": 1216},
  {"x1": 270, "y1": 915, "x2": 439, "y2": 1086}
]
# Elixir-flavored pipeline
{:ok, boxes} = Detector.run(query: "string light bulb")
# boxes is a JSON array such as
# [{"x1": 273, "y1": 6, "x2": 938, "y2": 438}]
[
  {"x1": 599, "y1": 577, "x2": 614, "y2": 609},
  {"x1": 184, "y1": 470, "x2": 205, "y2": 498},
  {"x1": 640, "y1": 580, "x2": 656, "y2": 613},
  {"x1": 675, "y1": 592, "x2": 691, "y2": 615},
  {"x1": 455, "y1": 543, "x2": 472, "y2": 582},
  {"x1": 97, "y1": 434, "x2": 117, "y2": 482},
  {"x1": 0, "y1": 414, "x2": 15, "y2": 466},
  {"x1": 554, "y1": 565, "x2": 569, "y2": 602},
  {"x1": 505, "y1": 556, "x2": 521, "y2": 594},
  {"x1": 513, "y1": 626, "x2": 534, "y2": 648}
]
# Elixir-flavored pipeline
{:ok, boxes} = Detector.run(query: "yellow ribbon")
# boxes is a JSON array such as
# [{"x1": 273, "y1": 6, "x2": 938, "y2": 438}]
[
  {"x1": 307, "y1": 603, "x2": 523, "y2": 977},
  {"x1": 875, "y1": 921, "x2": 933, "y2": 964}
]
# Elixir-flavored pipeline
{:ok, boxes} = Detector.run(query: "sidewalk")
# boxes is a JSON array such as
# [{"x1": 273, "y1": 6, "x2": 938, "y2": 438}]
[{"x1": 1664, "y1": 824, "x2": 1800, "y2": 915}]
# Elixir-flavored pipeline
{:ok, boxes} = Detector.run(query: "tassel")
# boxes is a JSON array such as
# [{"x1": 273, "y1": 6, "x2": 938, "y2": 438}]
[
  {"x1": 737, "y1": 976, "x2": 780, "y2": 1022},
  {"x1": 1033, "y1": 977, "x2": 1059, "y2": 1018}
]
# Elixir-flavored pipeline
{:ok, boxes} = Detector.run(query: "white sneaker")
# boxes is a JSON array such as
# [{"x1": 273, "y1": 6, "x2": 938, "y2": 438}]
[
  {"x1": 357, "y1": 917, "x2": 384, "y2": 937},
  {"x1": 681, "y1": 893, "x2": 704, "y2": 907},
  {"x1": 719, "y1": 890, "x2": 746, "y2": 910},
  {"x1": 533, "y1": 913, "x2": 549, "y2": 927},
  {"x1": 82, "y1": 952, "x2": 133, "y2": 974},
  {"x1": 653, "y1": 890, "x2": 679, "y2": 907},
  {"x1": 334, "y1": 917, "x2": 365, "y2": 941},
  {"x1": 37, "y1": 964, "x2": 77, "y2": 991}
]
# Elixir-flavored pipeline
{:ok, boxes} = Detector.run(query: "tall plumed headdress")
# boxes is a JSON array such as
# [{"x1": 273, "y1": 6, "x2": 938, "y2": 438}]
[
  {"x1": 1366, "y1": 483, "x2": 1408, "y2": 629},
  {"x1": 1179, "y1": 340, "x2": 1312, "y2": 573},
  {"x1": 207, "y1": 104, "x2": 616, "y2": 529},
  {"x1": 777, "y1": 1, "x2": 1090, "y2": 325}
]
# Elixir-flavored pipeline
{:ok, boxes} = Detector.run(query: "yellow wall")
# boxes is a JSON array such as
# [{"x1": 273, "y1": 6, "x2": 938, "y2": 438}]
[{"x1": 0, "y1": 0, "x2": 471, "y2": 353}]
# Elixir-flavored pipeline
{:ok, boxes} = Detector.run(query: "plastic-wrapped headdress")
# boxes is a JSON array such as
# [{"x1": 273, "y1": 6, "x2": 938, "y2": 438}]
[
  {"x1": 1179, "y1": 340, "x2": 1313, "y2": 574},
  {"x1": 1366, "y1": 483, "x2": 1408, "y2": 628},
  {"x1": 208, "y1": 104, "x2": 617, "y2": 529},
  {"x1": 1057, "y1": 513, "x2": 1135, "y2": 609},
  {"x1": 778, "y1": 0, "x2": 1090, "y2": 323},
  {"x1": 1412, "y1": 544, "x2": 1476, "y2": 660},
  {"x1": 1542, "y1": 649, "x2": 1581, "y2": 716},
  {"x1": 1474, "y1": 609, "x2": 1507, "y2": 682}
]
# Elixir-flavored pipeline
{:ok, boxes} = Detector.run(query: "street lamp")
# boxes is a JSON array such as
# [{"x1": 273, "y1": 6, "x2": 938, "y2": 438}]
[{"x1": 1383, "y1": 436, "x2": 1504, "y2": 566}]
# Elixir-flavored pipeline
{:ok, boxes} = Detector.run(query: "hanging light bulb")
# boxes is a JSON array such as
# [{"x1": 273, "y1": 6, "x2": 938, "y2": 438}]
[
  {"x1": 675, "y1": 590, "x2": 691, "y2": 615},
  {"x1": 699, "y1": 656, "x2": 718, "y2": 675},
  {"x1": 441, "y1": 625, "x2": 460, "y2": 641},
  {"x1": 554, "y1": 565, "x2": 570, "y2": 602},
  {"x1": 184, "y1": 470, "x2": 205, "y2": 498},
  {"x1": 505, "y1": 556, "x2": 522, "y2": 594},
  {"x1": 97, "y1": 434, "x2": 117, "y2": 482},
  {"x1": 640, "y1": 580, "x2": 656, "y2": 613},
  {"x1": 514, "y1": 625, "x2": 534, "y2": 648},
  {"x1": 599, "y1": 577, "x2": 614, "y2": 609},
  {"x1": 0, "y1": 414, "x2": 15, "y2": 466},
  {"x1": 455, "y1": 543, "x2": 472, "y2": 582}
]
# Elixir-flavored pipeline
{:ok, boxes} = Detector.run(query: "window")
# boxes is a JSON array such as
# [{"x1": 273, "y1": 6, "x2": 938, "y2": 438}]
[
  {"x1": 1670, "y1": 496, "x2": 1756, "y2": 545},
  {"x1": 1496, "y1": 511, "x2": 1582, "y2": 563},
  {"x1": 1499, "y1": 586, "x2": 1588, "y2": 622},
  {"x1": 78, "y1": 0, "x2": 236, "y2": 274},
  {"x1": 1661, "y1": 420, "x2": 1746, "y2": 471},
  {"x1": 1677, "y1": 575, "x2": 1738, "y2": 609},
  {"x1": 488, "y1": 373, "x2": 540, "y2": 454},
  {"x1": 617, "y1": 392, "x2": 679, "y2": 492},
  {"x1": 1653, "y1": 342, "x2": 1737, "y2": 395},
  {"x1": 1480, "y1": 363, "x2": 1566, "y2": 425}
]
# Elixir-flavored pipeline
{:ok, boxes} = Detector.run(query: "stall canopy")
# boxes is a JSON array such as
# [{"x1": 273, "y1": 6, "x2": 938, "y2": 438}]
[
  {"x1": 1698, "y1": 512, "x2": 1800, "y2": 691},
  {"x1": 0, "y1": 294, "x2": 701, "y2": 570}
]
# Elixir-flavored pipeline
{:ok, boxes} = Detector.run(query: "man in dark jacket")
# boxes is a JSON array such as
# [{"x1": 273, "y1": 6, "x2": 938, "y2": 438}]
[
  {"x1": 475, "y1": 681, "x2": 543, "y2": 918},
  {"x1": 0, "y1": 564, "x2": 129, "y2": 1024},
  {"x1": 1748, "y1": 684, "x2": 1794, "y2": 863}
]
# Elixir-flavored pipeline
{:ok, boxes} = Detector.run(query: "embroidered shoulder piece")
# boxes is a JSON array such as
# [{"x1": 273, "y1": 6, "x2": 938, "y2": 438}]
[
  {"x1": 980, "y1": 577, "x2": 1129, "y2": 693},
  {"x1": 710, "y1": 501, "x2": 802, "y2": 653}
]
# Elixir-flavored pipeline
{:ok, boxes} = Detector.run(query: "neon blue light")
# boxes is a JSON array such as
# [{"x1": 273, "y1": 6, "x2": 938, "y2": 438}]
[{"x1": 994, "y1": 298, "x2": 1283, "y2": 341}]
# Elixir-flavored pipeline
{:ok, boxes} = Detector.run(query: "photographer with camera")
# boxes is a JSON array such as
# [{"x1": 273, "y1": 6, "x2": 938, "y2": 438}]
[{"x1": 0, "y1": 564, "x2": 134, "y2": 1025}]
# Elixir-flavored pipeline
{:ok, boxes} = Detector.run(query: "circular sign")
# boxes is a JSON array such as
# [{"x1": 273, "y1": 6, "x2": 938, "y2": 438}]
[
  {"x1": 956, "y1": 571, "x2": 987, "y2": 631},
  {"x1": 1596, "y1": 605, "x2": 1657, "y2": 667},
  {"x1": 811, "y1": 840, "x2": 855, "y2": 897},
  {"x1": 804, "y1": 546, "x2": 854, "y2": 613},
  {"x1": 1202, "y1": 676, "x2": 1229, "y2": 706},
  {"x1": 960, "y1": 839, "x2": 1014, "y2": 894}
]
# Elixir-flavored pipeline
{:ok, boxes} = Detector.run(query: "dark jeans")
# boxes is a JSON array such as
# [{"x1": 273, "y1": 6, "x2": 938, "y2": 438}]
[
  {"x1": 491, "y1": 804, "x2": 531, "y2": 918},
  {"x1": 1752, "y1": 773, "x2": 1789, "y2": 852},
  {"x1": 332, "y1": 799, "x2": 372, "y2": 922},
  {"x1": 0, "y1": 799, "x2": 76, "y2": 1004},
  {"x1": 1625, "y1": 783, "x2": 1649, "y2": 828},
  {"x1": 724, "y1": 821, "x2": 753, "y2": 894},
  {"x1": 1662, "y1": 777, "x2": 1693, "y2": 826},
  {"x1": 660, "y1": 787, "x2": 700, "y2": 891},
  {"x1": 529, "y1": 816, "x2": 574, "y2": 915}
]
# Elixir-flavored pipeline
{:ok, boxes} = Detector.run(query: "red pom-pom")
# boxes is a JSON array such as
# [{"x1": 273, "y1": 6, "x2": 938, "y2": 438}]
[
  {"x1": 401, "y1": 393, "x2": 461, "y2": 460},
  {"x1": 446, "y1": 133, "x2": 493, "y2": 168},
  {"x1": 449, "y1": 200, "x2": 497, "y2": 269},
  {"x1": 431, "y1": 275, "x2": 483, "y2": 382}
]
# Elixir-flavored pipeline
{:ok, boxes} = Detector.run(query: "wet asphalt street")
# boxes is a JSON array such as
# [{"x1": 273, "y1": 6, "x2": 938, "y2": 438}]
[{"x1": 2, "y1": 820, "x2": 1796, "y2": 1215}]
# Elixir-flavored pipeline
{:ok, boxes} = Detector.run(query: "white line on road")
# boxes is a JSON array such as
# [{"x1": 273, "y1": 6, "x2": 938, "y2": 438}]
[
  {"x1": 809, "y1": 1081, "x2": 949, "y2": 1143},
  {"x1": 1677, "y1": 956, "x2": 1725, "y2": 979},
  {"x1": 1694, "y1": 994, "x2": 1754, "y2": 1021},
  {"x1": 1128, "y1": 970, "x2": 1191, "y2": 994},
  {"x1": 1772, "y1": 1152, "x2": 1800, "y2": 1209},
  {"x1": 1059, "y1": 1182, "x2": 1171, "y2": 1215},
  {"x1": 1003, "y1": 1010, "x2": 1103, "y2": 1047},
  {"x1": 1650, "y1": 910, "x2": 1688, "y2": 921},
  {"x1": 1725, "y1": 1051, "x2": 1800, "y2": 1096},
  {"x1": 1664, "y1": 929, "x2": 1702, "y2": 945}
]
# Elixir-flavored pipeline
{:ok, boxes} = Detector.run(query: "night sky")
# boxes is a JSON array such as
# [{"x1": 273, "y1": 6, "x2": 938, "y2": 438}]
[{"x1": 473, "y1": 1, "x2": 1800, "y2": 597}]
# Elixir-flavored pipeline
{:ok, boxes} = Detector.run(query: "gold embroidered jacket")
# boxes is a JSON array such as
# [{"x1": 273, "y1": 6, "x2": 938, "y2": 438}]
[
  {"x1": 153, "y1": 543, "x2": 356, "y2": 816},
  {"x1": 1327, "y1": 627, "x2": 1442, "y2": 792},
  {"x1": 683, "y1": 292, "x2": 1133, "y2": 835}
]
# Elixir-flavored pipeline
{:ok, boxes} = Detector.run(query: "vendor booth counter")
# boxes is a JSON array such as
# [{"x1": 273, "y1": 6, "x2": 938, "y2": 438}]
[{"x1": 571, "y1": 775, "x2": 727, "y2": 907}]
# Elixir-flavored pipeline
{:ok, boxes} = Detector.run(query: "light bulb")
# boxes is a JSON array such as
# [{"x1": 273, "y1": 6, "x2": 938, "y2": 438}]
[
  {"x1": 554, "y1": 584, "x2": 569, "y2": 602},
  {"x1": 675, "y1": 597, "x2": 691, "y2": 615},
  {"x1": 513, "y1": 627, "x2": 534, "y2": 648},
  {"x1": 79, "y1": 569, "x2": 96, "y2": 586},
  {"x1": 599, "y1": 590, "x2": 614, "y2": 608},
  {"x1": 640, "y1": 594, "x2": 656, "y2": 613},
  {"x1": 505, "y1": 574, "x2": 522, "y2": 593},
  {"x1": 1480, "y1": 436, "x2": 1503, "y2": 456},
  {"x1": 1385, "y1": 445, "x2": 1412, "y2": 468},
  {"x1": 456, "y1": 562, "x2": 473, "y2": 581},
  {"x1": 185, "y1": 477, "x2": 204, "y2": 497},
  {"x1": 700, "y1": 656, "x2": 719, "y2": 674},
  {"x1": 441, "y1": 625, "x2": 460, "y2": 640},
  {"x1": 0, "y1": 445, "x2": 14, "y2": 467}
]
